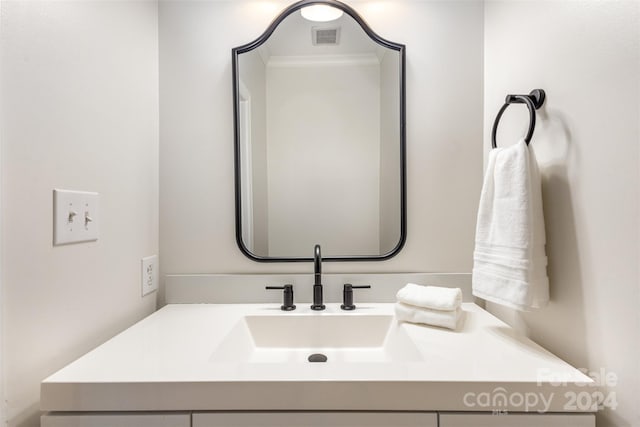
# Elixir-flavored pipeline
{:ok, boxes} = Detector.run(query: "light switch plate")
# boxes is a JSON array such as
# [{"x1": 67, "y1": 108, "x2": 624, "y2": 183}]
[
  {"x1": 141, "y1": 255, "x2": 158, "y2": 296},
  {"x1": 53, "y1": 189, "x2": 99, "y2": 245}
]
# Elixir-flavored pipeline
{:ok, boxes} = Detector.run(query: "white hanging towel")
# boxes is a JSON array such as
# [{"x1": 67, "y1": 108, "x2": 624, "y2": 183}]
[{"x1": 472, "y1": 139, "x2": 549, "y2": 311}]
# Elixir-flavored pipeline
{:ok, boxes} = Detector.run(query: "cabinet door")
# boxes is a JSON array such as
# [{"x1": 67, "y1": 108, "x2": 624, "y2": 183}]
[
  {"x1": 41, "y1": 413, "x2": 191, "y2": 427},
  {"x1": 439, "y1": 413, "x2": 595, "y2": 427},
  {"x1": 193, "y1": 412, "x2": 437, "y2": 427}
]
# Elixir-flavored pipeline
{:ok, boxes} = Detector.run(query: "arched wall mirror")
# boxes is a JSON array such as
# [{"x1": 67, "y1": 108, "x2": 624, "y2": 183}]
[{"x1": 233, "y1": 0, "x2": 406, "y2": 262}]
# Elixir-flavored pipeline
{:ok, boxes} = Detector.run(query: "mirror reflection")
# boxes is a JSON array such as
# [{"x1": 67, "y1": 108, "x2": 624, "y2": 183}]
[{"x1": 234, "y1": 1, "x2": 405, "y2": 261}]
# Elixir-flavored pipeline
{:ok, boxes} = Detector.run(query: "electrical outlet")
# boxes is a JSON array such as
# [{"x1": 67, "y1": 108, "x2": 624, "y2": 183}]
[
  {"x1": 141, "y1": 255, "x2": 158, "y2": 296},
  {"x1": 53, "y1": 189, "x2": 99, "y2": 245}
]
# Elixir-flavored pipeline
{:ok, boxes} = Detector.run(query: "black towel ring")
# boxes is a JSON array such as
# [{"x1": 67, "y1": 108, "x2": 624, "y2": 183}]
[{"x1": 491, "y1": 89, "x2": 546, "y2": 149}]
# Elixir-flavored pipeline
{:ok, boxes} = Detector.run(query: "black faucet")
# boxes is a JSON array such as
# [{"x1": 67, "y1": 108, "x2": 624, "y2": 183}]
[{"x1": 310, "y1": 244, "x2": 325, "y2": 310}]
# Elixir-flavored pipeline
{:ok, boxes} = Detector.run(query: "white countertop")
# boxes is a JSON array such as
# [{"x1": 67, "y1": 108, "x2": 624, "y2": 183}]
[{"x1": 41, "y1": 303, "x2": 594, "y2": 412}]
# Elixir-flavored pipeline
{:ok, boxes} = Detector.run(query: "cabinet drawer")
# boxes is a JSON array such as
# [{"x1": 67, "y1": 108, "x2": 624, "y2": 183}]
[
  {"x1": 193, "y1": 412, "x2": 437, "y2": 427},
  {"x1": 439, "y1": 413, "x2": 595, "y2": 427},
  {"x1": 41, "y1": 413, "x2": 191, "y2": 427}
]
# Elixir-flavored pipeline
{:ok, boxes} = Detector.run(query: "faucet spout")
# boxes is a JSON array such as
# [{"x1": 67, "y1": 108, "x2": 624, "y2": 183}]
[{"x1": 311, "y1": 244, "x2": 325, "y2": 310}]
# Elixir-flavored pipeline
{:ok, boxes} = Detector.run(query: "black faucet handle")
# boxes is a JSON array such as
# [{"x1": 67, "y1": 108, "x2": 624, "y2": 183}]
[
  {"x1": 341, "y1": 284, "x2": 371, "y2": 310},
  {"x1": 266, "y1": 284, "x2": 296, "y2": 311}
]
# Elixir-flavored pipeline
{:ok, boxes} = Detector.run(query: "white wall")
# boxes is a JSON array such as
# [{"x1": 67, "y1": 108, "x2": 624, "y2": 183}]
[
  {"x1": 484, "y1": 1, "x2": 640, "y2": 426},
  {"x1": 159, "y1": 0, "x2": 483, "y2": 280},
  {"x1": 0, "y1": 1, "x2": 5, "y2": 423},
  {"x1": 266, "y1": 60, "x2": 381, "y2": 256},
  {"x1": 0, "y1": 1, "x2": 159, "y2": 426}
]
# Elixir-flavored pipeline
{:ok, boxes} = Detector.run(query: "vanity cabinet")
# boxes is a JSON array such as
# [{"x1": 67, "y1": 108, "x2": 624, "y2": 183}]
[
  {"x1": 41, "y1": 413, "x2": 191, "y2": 427},
  {"x1": 439, "y1": 413, "x2": 595, "y2": 427},
  {"x1": 192, "y1": 412, "x2": 438, "y2": 427},
  {"x1": 192, "y1": 412, "x2": 596, "y2": 427},
  {"x1": 41, "y1": 411, "x2": 596, "y2": 427}
]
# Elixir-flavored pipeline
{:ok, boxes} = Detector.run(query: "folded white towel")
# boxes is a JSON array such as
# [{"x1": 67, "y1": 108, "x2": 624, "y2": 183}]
[
  {"x1": 396, "y1": 283, "x2": 462, "y2": 311},
  {"x1": 472, "y1": 139, "x2": 549, "y2": 311},
  {"x1": 394, "y1": 302, "x2": 462, "y2": 330}
]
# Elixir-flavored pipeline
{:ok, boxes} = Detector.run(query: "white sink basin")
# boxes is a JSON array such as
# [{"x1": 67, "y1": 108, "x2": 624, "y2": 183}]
[{"x1": 211, "y1": 313, "x2": 423, "y2": 363}]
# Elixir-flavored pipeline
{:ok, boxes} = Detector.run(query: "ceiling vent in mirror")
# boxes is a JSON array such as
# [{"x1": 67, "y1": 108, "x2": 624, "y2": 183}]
[{"x1": 312, "y1": 27, "x2": 341, "y2": 45}]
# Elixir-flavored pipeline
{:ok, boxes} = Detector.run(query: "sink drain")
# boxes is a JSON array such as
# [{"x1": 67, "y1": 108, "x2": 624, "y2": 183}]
[{"x1": 308, "y1": 353, "x2": 328, "y2": 363}]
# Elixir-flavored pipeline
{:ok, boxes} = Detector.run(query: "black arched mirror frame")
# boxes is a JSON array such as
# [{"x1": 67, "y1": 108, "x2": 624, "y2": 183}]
[{"x1": 232, "y1": 0, "x2": 406, "y2": 262}]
